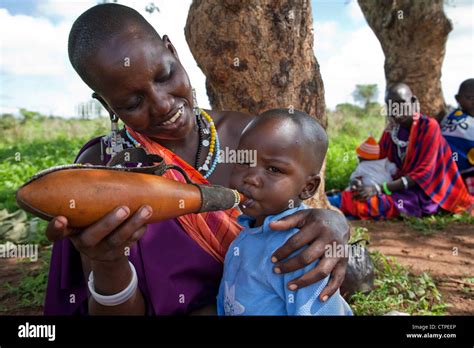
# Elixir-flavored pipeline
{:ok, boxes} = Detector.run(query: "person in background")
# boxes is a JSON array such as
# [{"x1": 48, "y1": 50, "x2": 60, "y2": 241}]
[
  {"x1": 441, "y1": 79, "x2": 474, "y2": 195},
  {"x1": 328, "y1": 135, "x2": 398, "y2": 220}
]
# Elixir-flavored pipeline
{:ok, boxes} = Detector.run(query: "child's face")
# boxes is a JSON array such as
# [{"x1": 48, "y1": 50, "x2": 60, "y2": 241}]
[
  {"x1": 229, "y1": 118, "x2": 320, "y2": 226},
  {"x1": 456, "y1": 89, "x2": 474, "y2": 116},
  {"x1": 89, "y1": 31, "x2": 195, "y2": 140}
]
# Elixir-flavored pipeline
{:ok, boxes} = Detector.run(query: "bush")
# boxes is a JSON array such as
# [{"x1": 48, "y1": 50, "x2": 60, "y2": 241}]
[
  {"x1": 325, "y1": 103, "x2": 387, "y2": 190},
  {"x1": 0, "y1": 114, "x2": 19, "y2": 130}
]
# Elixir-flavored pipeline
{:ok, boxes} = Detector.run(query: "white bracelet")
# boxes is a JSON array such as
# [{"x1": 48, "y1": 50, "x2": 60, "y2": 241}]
[
  {"x1": 88, "y1": 260, "x2": 138, "y2": 306},
  {"x1": 401, "y1": 176, "x2": 409, "y2": 190}
]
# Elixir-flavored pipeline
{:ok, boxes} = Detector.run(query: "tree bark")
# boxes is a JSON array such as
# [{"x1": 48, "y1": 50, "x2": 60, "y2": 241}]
[
  {"x1": 185, "y1": 0, "x2": 330, "y2": 208},
  {"x1": 358, "y1": 0, "x2": 452, "y2": 121}
]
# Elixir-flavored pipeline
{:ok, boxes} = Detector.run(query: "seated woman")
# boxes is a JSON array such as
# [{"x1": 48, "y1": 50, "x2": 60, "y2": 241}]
[
  {"x1": 43, "y1": 3, "x2": 350, "y2": 315},
  {"x1": 334, "y1": 83, "x2": 472, "y2": 220}
]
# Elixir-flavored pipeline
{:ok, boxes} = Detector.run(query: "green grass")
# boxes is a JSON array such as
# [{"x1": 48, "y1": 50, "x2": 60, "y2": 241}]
[
  {"x1": 348, "y1": 228, "x2": 447, "y2": 315},
  {"x1": 1, "y1": 247, "x2": 51, "y2": 312},
  {"x1": 0, "y1": 115, "x2": 107, "y2": 313},
  {"x1": 0, "y1": 117, "x2": 108, "y2": 212},
  {"x1": 350, "y1": 250, "x2": 447, "y2": 315},
  {"x1": 402, "y1": 212, "x2": 474, "y2": 235},
  {"x1": 325, "y1": 104, "x2": 386, "y2": 190}
]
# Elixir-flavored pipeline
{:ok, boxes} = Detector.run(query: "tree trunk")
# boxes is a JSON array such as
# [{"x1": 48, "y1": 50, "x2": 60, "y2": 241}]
[
  {"x1": 185, "y1": 0, "x2": 330, "y2": 208},
  {"x1": 358, "y1": 0, "x2": 452, "y2": 121}
]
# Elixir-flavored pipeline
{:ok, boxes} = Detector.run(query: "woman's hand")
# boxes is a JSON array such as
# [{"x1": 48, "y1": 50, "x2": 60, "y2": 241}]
[
  {"x1": 355, "y1": 185, "x2": 378, "y2": 201},
  {"x1": 269, "y1": 209, "x2": 350, "y2": 301},
  {"x1": 45, "y1": 205, "x2": 153, "y2": 315},
  {"x1": 46, "y1": 205, "x2": 152, "y2": 263}
]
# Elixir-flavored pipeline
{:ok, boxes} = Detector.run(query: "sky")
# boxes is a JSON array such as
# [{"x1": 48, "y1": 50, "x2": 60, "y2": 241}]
[{"x1": 0, "y1": 0, "x2": 472, "y2": 117}]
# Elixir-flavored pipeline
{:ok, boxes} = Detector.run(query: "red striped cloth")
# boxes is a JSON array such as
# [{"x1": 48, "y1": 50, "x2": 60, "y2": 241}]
[
  {"x1": 380, "y1": 116, "x2": 473, "y2": 215},
  {"x1": 340, "y1": 191, "x2": 399, "y2": 220},
  {"x1": 125, "y1": 126, "x2": 242, "y2": 263}
]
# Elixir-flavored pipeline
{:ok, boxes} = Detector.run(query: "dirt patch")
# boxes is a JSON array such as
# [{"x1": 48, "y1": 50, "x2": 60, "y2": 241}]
[
  {"x1": 0, "y1": 256, "x2": 43, "y2": 315},
  {"x1": 352, "y1": 220, "x2": 474, "y2": 315}
]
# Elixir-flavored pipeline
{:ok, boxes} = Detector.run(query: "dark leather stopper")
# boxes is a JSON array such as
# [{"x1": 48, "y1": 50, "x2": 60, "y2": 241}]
[{"x1": 196, "y1": 184, "x2": 237, "y2": 212}]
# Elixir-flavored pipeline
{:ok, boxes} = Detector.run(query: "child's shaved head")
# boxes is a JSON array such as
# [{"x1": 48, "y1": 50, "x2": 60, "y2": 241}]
[
  {"x1": 245, "y1": 108, "x2": 328, "y2": 174},
  {"x1": 459, "y1": 79, "x2": 474, "y2": 94},
  {"x1": 68, "y1": 3, "x2": 160, "y2": 89},
  {"x1": 456, "y1": 78, "x2": 474, "y2": 116},
  {"x1": 230, "y1": 108, "x2": 327, "y2": 222}
]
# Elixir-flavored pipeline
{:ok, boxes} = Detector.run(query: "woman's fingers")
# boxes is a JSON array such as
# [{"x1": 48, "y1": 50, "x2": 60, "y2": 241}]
[
  {"x1": 269, "y1": 210, "x2": 312, "y2": 262},
  {"x1": 319, "y1": 258, "x2": 348, "y2": 301},
  {"x1": 104, "y1": 205, "x2": 152, "y2": 249},
  {"x1": 268, "y1": 209, "x2": 308, "y2": 231},
  {"x1": 74, "y1": 206, "x2": 131, "y2": 249},
  {"x1": 45, "y1": 216, "x2": 71, "y2": 241},
  {"x1": 274, "y1": 236, "x2": 327, "y2": 274},
  {"x1": 68, "y1": 205, "x2": 152, "y2": 263},
  {"x1": 287, "y1": 256, "x2": 340, "y2": 294}
]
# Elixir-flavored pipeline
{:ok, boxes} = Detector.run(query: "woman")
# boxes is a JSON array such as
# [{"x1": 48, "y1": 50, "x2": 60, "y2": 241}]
[
  {"x1": 44, "y1": 3, "x2": 349, "y2": 315},
  {"x1": 339, "y1": 83, "x2": 472, "y2": 220}
]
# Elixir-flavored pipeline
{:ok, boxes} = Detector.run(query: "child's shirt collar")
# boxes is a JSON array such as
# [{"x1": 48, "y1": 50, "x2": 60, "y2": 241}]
[{"x1": 450, "y1": 109, "x2": 472, "y2": 119}]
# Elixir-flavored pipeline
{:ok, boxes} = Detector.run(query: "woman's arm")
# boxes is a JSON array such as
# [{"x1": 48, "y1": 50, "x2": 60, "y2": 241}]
[
  {"x1": 356, "y1": 175, "x2": 416, "y2": 200},
  {"x1": 385, "y1": 176, "x2": 416, "y2": 192},
  {"x1": 47, "y1": 205, "x2": 151, "y2": 315},
  {"x1": 268, "y1": 209, "x2": 350, "y2": 301},
  {"x1": 81, "y1": 253, "x2": 146, "y2": 315}
]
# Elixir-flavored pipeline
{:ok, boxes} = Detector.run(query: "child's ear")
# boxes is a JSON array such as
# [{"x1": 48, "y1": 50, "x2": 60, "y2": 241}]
[
  {"x1": 162, "y1": 35, "x2": 180, "y2": 60},
  {"x1": 92, "y1": 93, "x2": 114, "y2": 116},
  {"x1": 299, "y1": 174, "x2": 321, "y2": 200}
]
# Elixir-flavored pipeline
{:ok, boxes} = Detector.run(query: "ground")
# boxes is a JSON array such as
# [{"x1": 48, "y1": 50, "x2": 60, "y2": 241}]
[
  {"x1": 0, "y1": 254, "x2": 44, "y2": 315},
  {"x1": 352, "y1": 220, "x2": 474, "y2": 315},
  {"x1": 0, "y1": 220, "x2": 472, "y2": 315}
]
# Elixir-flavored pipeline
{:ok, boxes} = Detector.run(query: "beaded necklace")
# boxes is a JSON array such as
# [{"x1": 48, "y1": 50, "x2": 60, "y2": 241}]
[
  {"x1": 390, "y1": 124, "x2": 408, "y2": 161},
  {"x1": 197, "y1": 108, "x2": 220, "y2": 178},
  {"x1": 125, "y1": 108, "x2": 220, "y2": 179}
]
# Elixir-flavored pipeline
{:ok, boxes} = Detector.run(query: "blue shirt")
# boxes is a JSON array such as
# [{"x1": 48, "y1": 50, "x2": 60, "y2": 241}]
[
  {"x1": 441, "y1": 109, "x2": 474, "y2": 174},
  {"x1": 217, "y1": 204, "x2": 353, "y2": 316}
]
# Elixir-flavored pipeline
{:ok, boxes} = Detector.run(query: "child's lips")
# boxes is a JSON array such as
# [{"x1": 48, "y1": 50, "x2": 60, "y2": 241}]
[
  {"x1": 241, "y1": 198, "x2": 255, "y2": 209},
  {"x1": 238, "y1": 189, "x2": 256, "y2": 208}
]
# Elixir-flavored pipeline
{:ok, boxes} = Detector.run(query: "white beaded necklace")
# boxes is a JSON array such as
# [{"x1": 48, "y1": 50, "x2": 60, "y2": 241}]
[{"x1": 391, "y1": 124, "x2": 409, "y2": 160}]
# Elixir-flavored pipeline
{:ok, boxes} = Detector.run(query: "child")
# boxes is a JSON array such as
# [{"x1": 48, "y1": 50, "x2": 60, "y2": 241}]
[
  {"x1": 349, "y1": 135, "x2": 398, "y2": 192},
  {"x1": 217, "y1": 108, "x2": 352, "y2": 316},
  {"x1": 327, "y1": 135, "x2": 397, "y2": 208},
  {"x1": 441, "y1": 79, "x2": 474, "y2": 195}
]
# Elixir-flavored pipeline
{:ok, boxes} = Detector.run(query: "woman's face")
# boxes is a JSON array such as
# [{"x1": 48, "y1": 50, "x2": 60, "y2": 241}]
[
  {"x1": 89, "y1": 31, "x2": 194, "y2": 141},
  {"x1": 385, "y1": 88, "x2": 416, "y2": 128}
]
